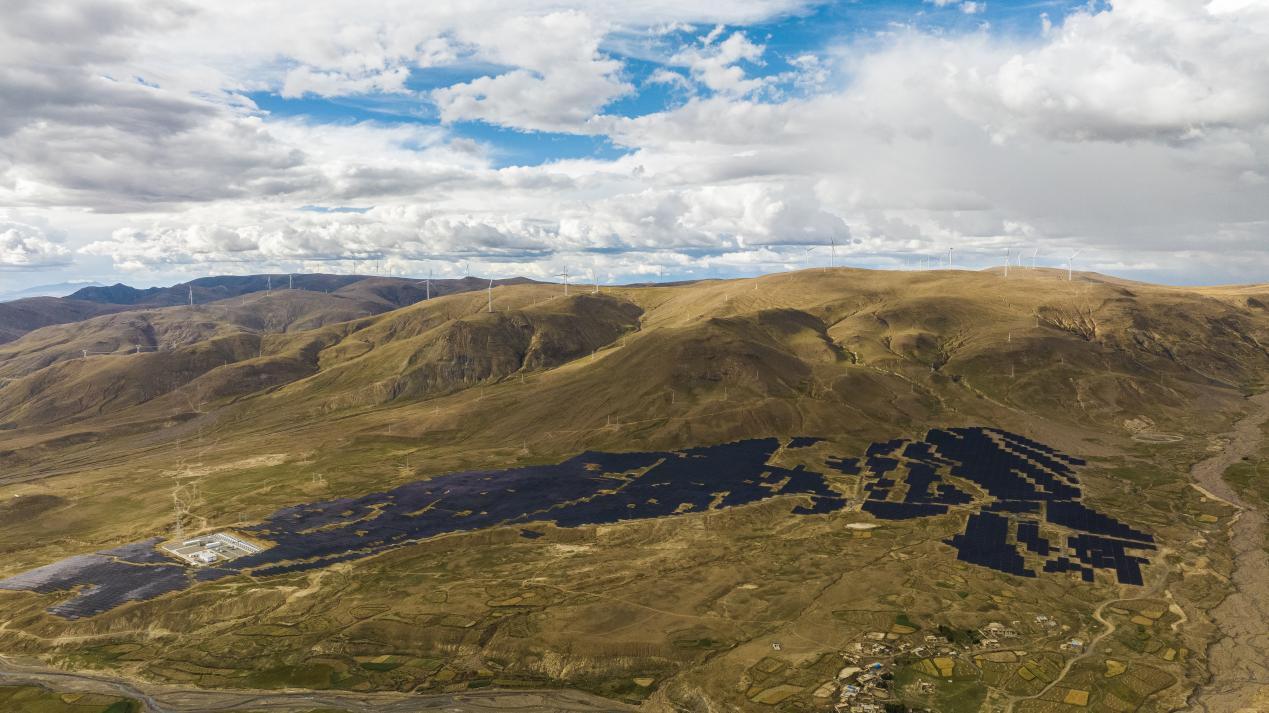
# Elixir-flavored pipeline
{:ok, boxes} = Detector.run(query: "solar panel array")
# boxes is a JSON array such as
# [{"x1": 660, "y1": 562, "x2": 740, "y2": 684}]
[
  {"x1": 0, "y1": 437, "x2": 849, "y2": 618},
  {"x1": 850, "y1": 427, "x2": 1153, "y2": 585},
  {"x1": 0, "y1": 428, "x2": 1152, "y2": 619}
]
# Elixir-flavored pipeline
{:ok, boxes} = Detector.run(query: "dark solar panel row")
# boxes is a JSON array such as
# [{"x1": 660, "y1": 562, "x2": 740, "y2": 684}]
[
  {"x1": 1015, "y1": 521, "x2": 1050, "y2": 556},
  {"x1": 846, "y1": 427, "x2": 1152, "y2": 586},
  {"x1": 867, "y1": 439, "x2": 906, "y2": 457},
  {"x1": 1044, "y1": 557, "x2": 1095, "y2": 582},
  {"x1": 988, "y1": 428, "x2": 1086, "y2": 466},
  {"x1": 945, "y1": 513, "x2": 1034, "y2": 577},
  {"x1": 1045, "y1": 501, "x2": 1153, "y2": 544},
  {"x1": 1066, "y1": 534, "x2": 1153, "y2": 586}
]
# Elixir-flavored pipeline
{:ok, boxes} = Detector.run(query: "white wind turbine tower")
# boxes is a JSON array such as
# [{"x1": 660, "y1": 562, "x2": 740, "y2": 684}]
[
  {"x1": 592, "y1": 266, "x2": 599, "y2": 294},
  {"x1": 487, "y1": 279, "x2": 493, "y2": 312},
  {"x1": 1004, "y1": 247, "x2": 1011, "y2": 278},
  {"x1": 288, "y1": 273, "x2": 293, "y2": 289},
  {"x1": 1066, "y1": 249, "x2": 1082, "y2": 282},
  {"x1": 426, "y1": 268, "x2": 431, "y2": 300},
  {"x1": 188, "y1": 285, "x2": 194, "y2": 307},
  {"x1": 830, "y1": 237, "x2": 836, "y2": 269},
  {"x1": 946, "y1": 247, "x2": 954, "y2": 269},
  {"x1": 1031, "y1": 247, "x2": 1039, "y2": 270},
  {"x1": 556, "y1": 264, "x2": 570, "y2": 296},
  {"x1": 266, "y1": 275, "x2": 272, "y2": 294}
]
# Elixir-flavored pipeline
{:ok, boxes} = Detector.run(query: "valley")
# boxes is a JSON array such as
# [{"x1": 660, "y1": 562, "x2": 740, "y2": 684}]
[{"x1": 0, "y1": 268, "x2": 1266, "y2": 712}]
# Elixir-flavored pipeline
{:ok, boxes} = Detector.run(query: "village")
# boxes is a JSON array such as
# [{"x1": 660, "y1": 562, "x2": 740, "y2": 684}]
[{"x1": 814, "y1": 614, "x2": 1074, "y2": 712}]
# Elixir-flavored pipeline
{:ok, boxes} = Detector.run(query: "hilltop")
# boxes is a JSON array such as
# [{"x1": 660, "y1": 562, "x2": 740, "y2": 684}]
[{"x1": 0, "y1": 273, "x2": 534, "y2": 346}]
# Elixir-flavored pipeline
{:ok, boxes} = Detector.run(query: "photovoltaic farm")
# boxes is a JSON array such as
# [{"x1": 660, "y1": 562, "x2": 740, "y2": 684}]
[
  {"x1": 832, "y1": 427, "x2": 1155, "y2": 585},
  {"x1": 0, "y1": 428, "x2": 1153, "y2": 620}
]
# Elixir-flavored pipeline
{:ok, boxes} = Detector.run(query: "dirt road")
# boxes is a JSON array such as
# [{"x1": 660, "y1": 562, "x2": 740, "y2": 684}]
[{"x1": 0, "y1": 654, "x2": 637, "y2": 713}]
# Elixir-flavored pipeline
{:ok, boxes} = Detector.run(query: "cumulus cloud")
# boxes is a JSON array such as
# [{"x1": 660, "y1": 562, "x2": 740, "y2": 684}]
[
  {"x1": 946, "y1": 0, "x2": 1269, "y2": 142},
  {"x1": 432, "y1": 12, "x2": 633, "y2": 132},
  {"x1": 82, "y1": 179, "x2": 850, "y2": 270},
  {"x1": 670, "y1": 30, "x2": 768, "y2": 96},
  {"x1": 0, "y1": 219, "x2": 73, "y2": 269}
]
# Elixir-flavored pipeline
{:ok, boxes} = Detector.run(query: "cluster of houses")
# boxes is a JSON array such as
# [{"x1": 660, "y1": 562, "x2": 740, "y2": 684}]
[
  {"x1": 832, "y1": 658, "x2": 892, "y2": 712},
  {"x1": 819, "y1": 614, "x2": 1071, "y2": 711}
]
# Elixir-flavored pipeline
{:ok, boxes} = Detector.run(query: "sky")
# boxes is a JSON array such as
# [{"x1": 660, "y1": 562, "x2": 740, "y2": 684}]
[{"x1": 1, "y1": 0, "x2": 1267, "y2": 291}]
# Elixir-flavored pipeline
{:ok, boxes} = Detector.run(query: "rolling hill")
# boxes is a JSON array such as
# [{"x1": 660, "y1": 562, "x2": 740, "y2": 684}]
[
  {"x1": 0, "y1": 273, "x2": 528, "y2": 347},
  {"x1": 0, "y1": 267, "x2": 1266, "y2": 713},
  {"x1": 0, "y1": 297, "x2": 124, "y2": 345}
]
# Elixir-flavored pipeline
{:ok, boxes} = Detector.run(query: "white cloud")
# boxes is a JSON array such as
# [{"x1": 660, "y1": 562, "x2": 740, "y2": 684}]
[
  {"x1": 81, "y1": 178, "x2": 849, "y2": 270},
  {"x1": 957, "y1": 0, "x2": 1269, "y2": 142},
  {"x1": 670, "y1": 31, "x2": 768, "y2": 96},
  {"x1": 2, "y1": 0, "x2": 1268, "y2": 286},
  {"x1": 0, "y1": 218, "x2": 73, "y2": 269},
  {"x1": 280, "y1": 65, "x2": 411, "y2": 98},
  {"x1": 431, "y1": 11, "x2": 634, "y2": 132}
]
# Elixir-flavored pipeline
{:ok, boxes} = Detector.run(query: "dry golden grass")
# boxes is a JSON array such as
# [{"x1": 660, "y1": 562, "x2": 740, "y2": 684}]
[{"x1": 0, "y1": 267, "x2": 1265, "y2": 712}]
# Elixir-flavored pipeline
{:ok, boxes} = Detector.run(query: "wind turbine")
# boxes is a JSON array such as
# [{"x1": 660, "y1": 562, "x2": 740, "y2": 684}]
[
  {"x1": 1004, "y1": 247, "x2": 1011, "y2": 278},
  {"x1": 1031, "y1": 247, "x2": 1039, "y2": 270},
  {"x1": 1066, "y1": 249, "x2": 1082, "y2": 282},
  {"x1": 592, "y1": 266, "x2": 599, "y2": 294},
  {"x1": 487, "y1": 279, "x2": 493, "y2": 312},
  {"x1": 830, "y1": 237, "x2": 836, "y2": 269},
  {"x1": 556, "y1": 264, "x2": 570, "y2": 296},
  {"x1": 288, "y1": 273, "x2": 293, "y2": 290},
  {"x1": 188, "y1": 285, "x2": 194, "y2": 307},
  {"x1": 266, "y1": 275, "x2": 272, "y2": 294},
  {"x1": 804, "y1": 247, "x2": 813, "y2": 270},
  {"x1": 946, "y1": 247, "x2": 954, "y2": 269}
]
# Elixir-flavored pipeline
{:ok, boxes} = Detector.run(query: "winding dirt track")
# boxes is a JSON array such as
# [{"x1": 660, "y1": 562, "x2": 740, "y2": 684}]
[
  {"x1": 0, "y1": 654, "x2": 636, "y2": 713},
  {"x1": 1184, "y1": 391, "x2": 1269, "y2": 713},
  {"x1": 1004, "y1": 597, "x2": 1125, "y2": 713}
]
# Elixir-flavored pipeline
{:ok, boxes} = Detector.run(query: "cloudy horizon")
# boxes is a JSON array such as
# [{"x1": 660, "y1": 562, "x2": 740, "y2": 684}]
[{"x1": 2, "y1": 0, "x2": 1267, "y2": 291}]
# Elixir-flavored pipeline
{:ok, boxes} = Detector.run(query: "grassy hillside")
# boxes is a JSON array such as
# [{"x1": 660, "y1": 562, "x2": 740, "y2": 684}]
[
  {"x1": 0, "y1": 297, "x2": 123, "y2": 345},
  {"x1": 0, "y1": 274, "x2": 514, "y2": 348},
  {"x1": 0, "y1": 268, "x2": 1265, "y2": 713}
]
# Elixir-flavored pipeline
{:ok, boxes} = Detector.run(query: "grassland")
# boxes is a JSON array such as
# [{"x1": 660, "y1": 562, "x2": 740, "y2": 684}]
[
  {"x1": 0, "y1": 268, "x2": 1266, "y2": 712},
  {"x1": 0, "y1": 686, "x2": 137, "y2": 713}
]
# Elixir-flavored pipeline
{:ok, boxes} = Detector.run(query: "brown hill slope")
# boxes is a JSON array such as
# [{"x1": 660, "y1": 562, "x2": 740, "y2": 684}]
[
  {"x1": 0, "y1": 274, "x2": 510, "y2": 347},
  {"x1": 0, "y1": 297, "x2": 123, "y2": 345},
  {"x1": 2, "y1": 268, "x2": 1264, "y2": 461},
  {"x1": 0, "y1": 290, "x2": 392, "y2": 379}
]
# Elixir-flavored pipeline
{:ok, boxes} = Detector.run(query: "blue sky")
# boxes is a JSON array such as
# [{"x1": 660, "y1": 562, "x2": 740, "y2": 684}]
[{"x1": 244, "y1": 0, "x2": 1089, "y2": 168}]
